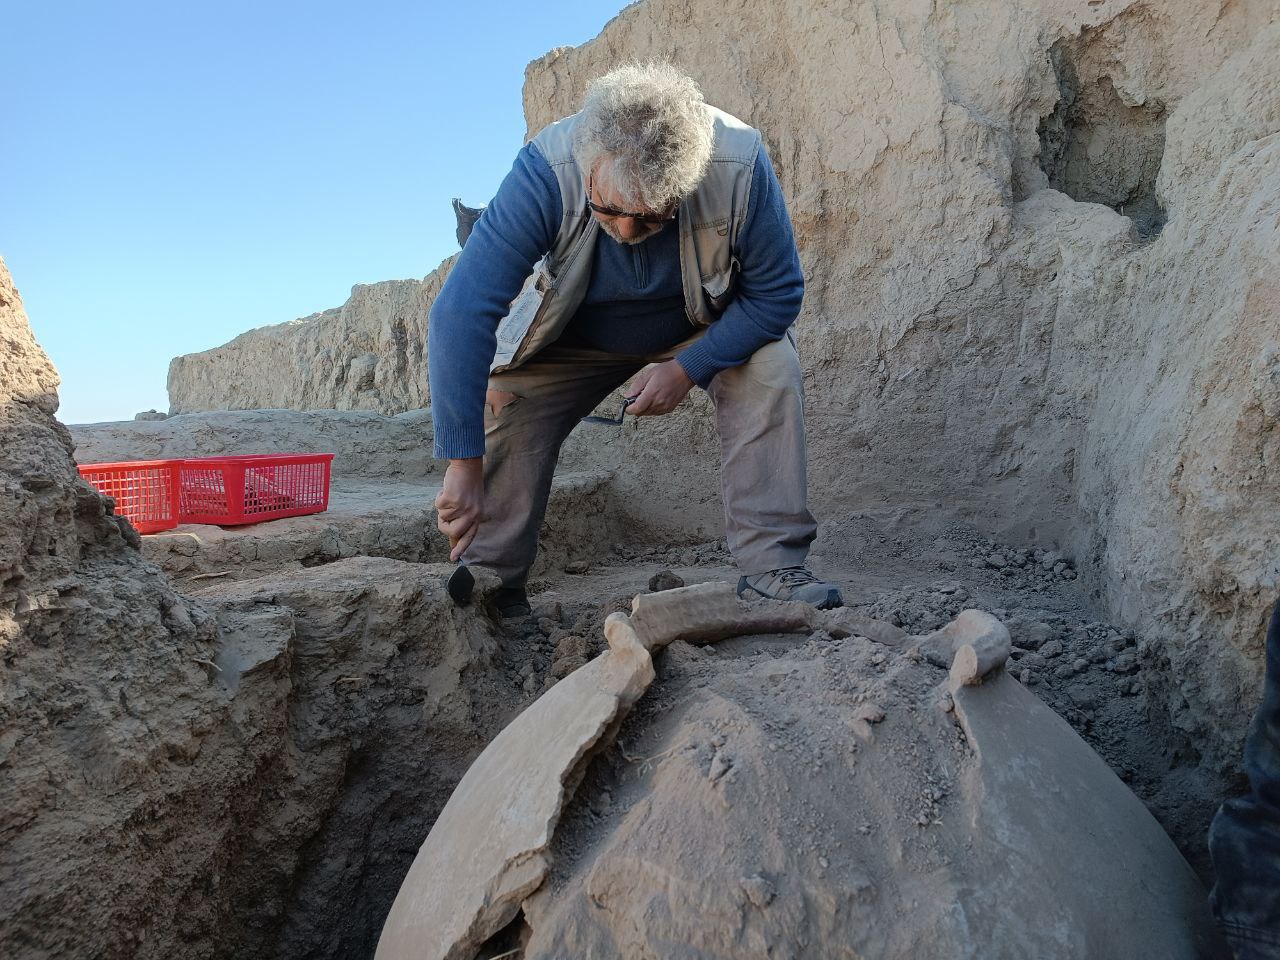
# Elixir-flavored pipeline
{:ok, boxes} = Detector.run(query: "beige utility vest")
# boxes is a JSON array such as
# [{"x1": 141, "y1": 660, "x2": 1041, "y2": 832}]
[{"x1": 491, "y1": 105, "x2": 762, "y2": 372}]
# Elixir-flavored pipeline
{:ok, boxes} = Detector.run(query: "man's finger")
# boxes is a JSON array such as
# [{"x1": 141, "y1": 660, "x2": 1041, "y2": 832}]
[
  {"x1": 438, "y1": 505, "x2": 467, "y2": 524},
  {"x1": 439, "y1": 515, "x2": 475, "y2": 540},
  {"x1": 450, "y1": 522, "x2": 479, "y2": 562},
  {"x1": 630, "y1": 377, "x2": 662, "y2": 415}
]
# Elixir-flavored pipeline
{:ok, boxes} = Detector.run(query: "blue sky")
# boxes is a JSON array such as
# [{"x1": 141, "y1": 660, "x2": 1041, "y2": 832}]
[{"x1": 3, "y1": 0, "x2": 628, "y2": 423}]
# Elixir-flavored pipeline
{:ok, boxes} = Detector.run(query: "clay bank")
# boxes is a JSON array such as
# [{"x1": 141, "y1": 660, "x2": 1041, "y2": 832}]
[{"x1": 3, "y1": 0, "x2": 1279, "y2": 958}]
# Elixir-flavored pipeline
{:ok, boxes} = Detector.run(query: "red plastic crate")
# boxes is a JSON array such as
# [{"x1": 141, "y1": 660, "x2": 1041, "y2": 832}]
[
  {"x1": 78, "y1": 460, "x2": 182, "y2": 534},
  {"x1": 178, "y1": 453, "x2": 334, "y2": 526}
]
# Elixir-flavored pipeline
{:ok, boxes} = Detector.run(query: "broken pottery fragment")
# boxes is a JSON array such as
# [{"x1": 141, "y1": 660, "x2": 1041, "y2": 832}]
[
  {"x1": 915, "y1": 608, "x2": 1011, "y2": 682},
  {"x1": 628, "y1": 581, "x2": 812, "y2": 652},
  {"x1": 374, "y1": 614, "x2": 654, "y2": 960},
  {"x1": 948, "y1": 672, "x2": 1229, "y2": 958}
]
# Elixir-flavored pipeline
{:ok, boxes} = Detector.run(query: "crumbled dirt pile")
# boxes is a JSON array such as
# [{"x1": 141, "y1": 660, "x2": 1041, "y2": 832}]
[
  {"x1": 854, "y1": 526, "x2": 1230, "y2": 872},
  {"x1": 2, "y1": 544, "x2": 520, "y2": 959},
  {"x1": 188, "y1": 559, "x2": 511, "y2": 959}
]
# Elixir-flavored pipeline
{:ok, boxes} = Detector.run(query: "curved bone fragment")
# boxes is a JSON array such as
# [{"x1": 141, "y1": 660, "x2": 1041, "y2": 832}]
[
  {"x1": 816, "y1": 608, "x2": 909, "y2": 646},
  {"x1": 949, "y1": 641, "x2": 1009, "y2": 689},
  {"x1": 628, "y1": 581, "x2": 813, "y2": 652},
  {"x1": 375, "y1": 614, "x2": 654, "y2": 960}
]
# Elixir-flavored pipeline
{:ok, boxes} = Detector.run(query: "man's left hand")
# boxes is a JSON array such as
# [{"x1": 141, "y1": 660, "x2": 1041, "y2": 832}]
[{"x1": 626, "y1": 359, "x2": 695, "y2": 416}]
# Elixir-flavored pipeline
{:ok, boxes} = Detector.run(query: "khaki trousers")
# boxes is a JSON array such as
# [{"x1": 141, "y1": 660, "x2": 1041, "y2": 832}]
[{"x1": 463, "y1": 330, "x2": 818, "y2": 588}]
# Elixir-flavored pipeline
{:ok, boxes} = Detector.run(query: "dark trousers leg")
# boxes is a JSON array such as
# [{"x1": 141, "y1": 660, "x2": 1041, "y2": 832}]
[{"x1": 1209, "y1": 599, "x2": 1280, "y2": 959}]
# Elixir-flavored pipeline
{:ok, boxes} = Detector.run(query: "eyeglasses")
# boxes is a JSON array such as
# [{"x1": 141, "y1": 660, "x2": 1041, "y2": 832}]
[{"x1": 586, "y1": 176, "x2": 678, "y2": 225}]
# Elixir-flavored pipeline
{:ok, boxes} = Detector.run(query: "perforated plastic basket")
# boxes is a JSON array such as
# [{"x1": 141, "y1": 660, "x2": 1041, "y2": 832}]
[
  {"x1": 78, "y1": 460, "x2": 182, "y2": 534},
  {"x1": 178, "y1": 453, "x2": 334, "y2": 526}
]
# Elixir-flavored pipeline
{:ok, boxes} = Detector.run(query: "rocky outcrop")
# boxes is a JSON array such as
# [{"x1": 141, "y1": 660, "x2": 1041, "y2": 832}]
[
  {"x1": 0, "y1": 259, "x2": 518, "y2": 959},
  {"x1": 71, "y1": 409, "x2": 441, "y2": 480},
  {"x1": 163, "y1": 1, "x2": 1277, "y2": 771},
  {"x1": 167, "y1": 262, "x2": 454, "y2": 414}
]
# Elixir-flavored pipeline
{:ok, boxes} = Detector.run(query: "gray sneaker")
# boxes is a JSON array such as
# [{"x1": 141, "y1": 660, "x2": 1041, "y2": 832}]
[{"x1": 737, "y1": 567, "x2": 844, "y2": 609}]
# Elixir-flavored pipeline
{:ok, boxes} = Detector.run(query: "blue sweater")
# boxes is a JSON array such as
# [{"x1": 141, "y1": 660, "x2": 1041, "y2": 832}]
[{"x1": 428, "y1": 139, "x2": 803, "y2": 460}]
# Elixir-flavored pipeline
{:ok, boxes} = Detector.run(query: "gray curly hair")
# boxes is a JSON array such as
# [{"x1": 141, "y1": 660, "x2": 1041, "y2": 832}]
[{"x1": 572, "y1": 62, "x2": 715, "y2": 211}]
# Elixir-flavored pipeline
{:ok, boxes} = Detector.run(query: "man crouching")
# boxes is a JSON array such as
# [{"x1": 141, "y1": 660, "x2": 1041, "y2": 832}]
[{"x1": 429, "y1": 62, "x2": 842, "y2": 617}]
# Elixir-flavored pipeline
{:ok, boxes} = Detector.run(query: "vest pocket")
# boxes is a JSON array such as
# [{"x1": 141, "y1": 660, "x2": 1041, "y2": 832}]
[
  {"x1": 497, "y1": 264, "x2": 553, "y2": 345},
  {"x1": 701, "y1": 257, "x2": 741, "y2": 315}
]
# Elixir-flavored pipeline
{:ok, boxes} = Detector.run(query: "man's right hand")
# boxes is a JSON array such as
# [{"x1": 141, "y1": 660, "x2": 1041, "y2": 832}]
[{"x1": 436, "y1": 458, "x2": 484, "y2": 562}]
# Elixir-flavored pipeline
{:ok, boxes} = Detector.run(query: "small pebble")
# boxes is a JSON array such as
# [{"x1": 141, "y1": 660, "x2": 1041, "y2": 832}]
[
  {"x1": 1111, "y1": 653, "x2": 1139, "y2": 675},
  {"x1": 740, "y1": 874, "x2": 776, "y2": 908},
  {"x1": 854, "y1": 703, "x2": 886, "y2": 724},
  {"x1": 1040, "y1": 640, "x2": 1064, "y2": 659},
  {"x1": 648, "y1": 569, "x2": 686, "y2": 592},
  {"x1": 532, "y1": 601, "x2": 563, "y2": 622}
]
